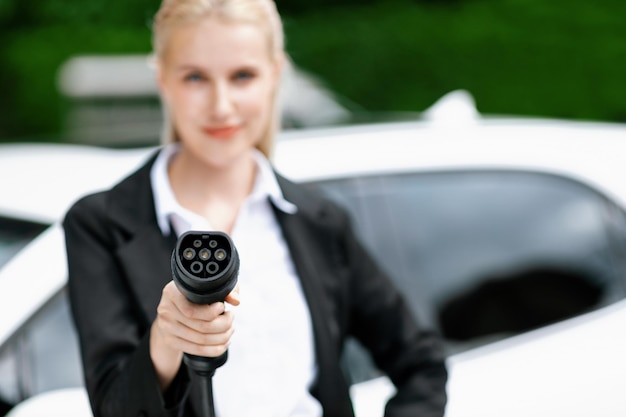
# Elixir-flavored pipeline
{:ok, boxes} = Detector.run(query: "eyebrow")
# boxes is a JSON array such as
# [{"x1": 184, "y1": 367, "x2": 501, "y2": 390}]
[{"x1": 175, "y1": 64, "x2": 204, "y2": 72}]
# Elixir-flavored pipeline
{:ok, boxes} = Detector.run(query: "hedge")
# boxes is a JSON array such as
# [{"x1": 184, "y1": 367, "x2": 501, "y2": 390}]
[{"x1": 1, "y1": 0, "x2": 624, "y2": 142}]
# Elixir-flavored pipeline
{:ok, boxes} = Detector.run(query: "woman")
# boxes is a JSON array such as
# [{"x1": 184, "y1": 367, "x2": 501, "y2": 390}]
[{"x1": 63, "y1": 0, "x2": 448, "y2": 416}]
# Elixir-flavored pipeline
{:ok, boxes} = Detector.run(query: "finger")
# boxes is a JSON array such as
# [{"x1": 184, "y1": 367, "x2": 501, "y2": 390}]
[
  {"x1": 161, "y1": 312, "x2": 235, "y2": 346},
  {"x1": 159, "y1": 288, "x2": 227, "y2": 333},
  {"x1": 158, "y1": 328, "x2": 231, "y2": 358},
  {"x1": 155, "y1": 284, "x2": 235, "y2": 358},
  {"x1": 225, "y1": 285, "x2": 240, "y2": 306},
  {"x1": 168, "y1": 319, "x2": 235, "y2": 347},
  {"x1": 162, "y1": 281, "x2": 191, "y2": 312},
  {"x1": 173, "y1": 295, "x2": 226, "y2": 322},
  {"x1": 178, "y1": 310, "x2": 235, "y2": 336},
  {"x1": 174, "y1": 337, "x2": 231, "y2": 358}
]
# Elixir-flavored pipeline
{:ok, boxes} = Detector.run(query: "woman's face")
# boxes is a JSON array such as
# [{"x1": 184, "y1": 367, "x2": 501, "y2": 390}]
[{"x1": 158, "y1": 17, "x2": 281, "y2": 169}]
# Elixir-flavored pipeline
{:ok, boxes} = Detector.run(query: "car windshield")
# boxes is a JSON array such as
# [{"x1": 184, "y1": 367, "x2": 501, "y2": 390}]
[{"x1": 308, "y1": 170, "x2": 626, "y2": 355}]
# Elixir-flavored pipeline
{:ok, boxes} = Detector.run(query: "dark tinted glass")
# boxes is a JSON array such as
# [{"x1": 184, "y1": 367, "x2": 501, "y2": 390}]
[
  {"x1": 309, "y1": 171, "x2": 626, "y2": 356},
  {"x1": 0, "y1": 217, "x2": 49, "y2": 412},
  {"x1": 0, "y1": 217, "x2": 47, "y2": 268},
  {"x1": 0, "y1": 290, "x2": 82, "y2": 410}
]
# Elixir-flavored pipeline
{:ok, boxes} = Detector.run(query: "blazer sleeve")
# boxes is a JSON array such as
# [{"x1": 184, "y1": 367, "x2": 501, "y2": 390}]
[
  {"x1": 336, "y1": 207, "x2": 448, "y2": 417},
  {"x1": 63, "y1": 193, "x2": 190, "y2": 417}
]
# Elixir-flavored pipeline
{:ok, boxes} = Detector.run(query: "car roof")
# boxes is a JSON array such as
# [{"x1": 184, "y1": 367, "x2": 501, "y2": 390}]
[
  {"x1": 0, "y1": 143, "x2": 154, "y2": 224},
  {"x1": 274, "y1": 118, "x2": 626, "y2": 204}
]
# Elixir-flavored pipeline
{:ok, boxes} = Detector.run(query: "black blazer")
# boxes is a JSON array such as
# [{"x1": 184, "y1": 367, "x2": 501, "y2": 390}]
[{"x1": 63, "y1": 152, "x2": 447, "y2": 417}]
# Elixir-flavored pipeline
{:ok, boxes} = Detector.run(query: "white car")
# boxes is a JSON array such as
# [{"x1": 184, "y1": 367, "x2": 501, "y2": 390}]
[{"x1": 2, "y1": 106, "x2": 626, "y2": 417}]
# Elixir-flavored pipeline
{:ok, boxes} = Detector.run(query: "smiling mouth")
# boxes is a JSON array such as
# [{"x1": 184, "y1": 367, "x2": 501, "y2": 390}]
[{"x1": 203, "y1": 126, "x2": 241, "y2": 139}]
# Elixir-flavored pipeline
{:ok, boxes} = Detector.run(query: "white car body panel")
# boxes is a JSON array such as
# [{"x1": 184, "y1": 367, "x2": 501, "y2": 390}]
[
  {"x1": 0, "y1": 144, "x2": 152, "y2": 224},
  {"x1": 444, "y1": 298, "x2": 626, "y2": 417},
  {"x1": 350, "y1": 298, "x2": 626, "y2": 417},
  {"x1": 0, "y1": 225, "x2": 66, "y2": 346},
  {"x1": 6, "y1": 388, "x2": 91, "y2": 417},
  {"x1": 275, "y1": 121, "x2": 626, "y2": 208}
]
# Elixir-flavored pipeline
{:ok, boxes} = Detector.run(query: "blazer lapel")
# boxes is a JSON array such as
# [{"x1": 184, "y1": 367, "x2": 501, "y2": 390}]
[
  {"x1": 272, "y1": 175, "x2": 335, "y2": 349},
  {"x1": 116, "y1": 226, "x2": 177, "y2": 322},
  {"x1": 273, "y1": 175, "x2": 354, "y2": 415},
  {"x1": 106, "y1": 151, "x2": 178, "y2": 322}
]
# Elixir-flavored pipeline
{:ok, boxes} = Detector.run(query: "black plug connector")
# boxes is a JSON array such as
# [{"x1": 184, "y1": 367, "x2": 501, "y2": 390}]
[
  {"x1": 170, "y1": 230, "x2": 239, "y2": 417},
  {"x1": 171, "y1": 231, "x2": 239, "y2": 305}
]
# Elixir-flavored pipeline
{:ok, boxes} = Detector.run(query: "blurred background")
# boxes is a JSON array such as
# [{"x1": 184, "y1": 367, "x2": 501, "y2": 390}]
[
  {"x1": 1, "y1": 2, "x2": 626, "y2": 415},
  {"x1": 0, "y1": 0, "x2": 625, "y2": 146}
]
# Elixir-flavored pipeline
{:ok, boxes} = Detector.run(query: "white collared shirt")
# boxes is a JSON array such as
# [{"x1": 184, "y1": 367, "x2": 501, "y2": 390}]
[{"x1": 150, "y1": 144, "x2": 321, "y2": 417}]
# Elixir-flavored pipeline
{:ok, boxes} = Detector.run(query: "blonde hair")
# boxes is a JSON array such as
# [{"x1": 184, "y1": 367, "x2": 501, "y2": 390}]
[{"x1": 152, "y1": 0, "x2": 284, "y2": 157}]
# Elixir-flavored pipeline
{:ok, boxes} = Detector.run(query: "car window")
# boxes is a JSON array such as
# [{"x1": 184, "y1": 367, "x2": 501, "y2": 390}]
[
  {"x1": 0, "y1": 217, "x2": 47, "y2": 269},
  {"x1": 308, "y1": 170, "x2": 626, "y2": 358},
  {"x1": 0, "y1": 289, "x2": 83, "y2": 411},
  {"x1": 0, "y1": 217, "x2": 51, "y2": 412}
]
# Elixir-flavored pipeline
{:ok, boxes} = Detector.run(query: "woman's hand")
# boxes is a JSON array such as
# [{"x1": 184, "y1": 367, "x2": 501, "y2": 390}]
[{"x1": 150, "y1": 281, "x2": 240, "y2": 391}]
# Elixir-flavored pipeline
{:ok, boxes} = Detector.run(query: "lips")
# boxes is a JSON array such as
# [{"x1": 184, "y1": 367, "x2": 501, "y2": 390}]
[{"x1": 203, "y1": 125, "x2": 241, "y2": 140}]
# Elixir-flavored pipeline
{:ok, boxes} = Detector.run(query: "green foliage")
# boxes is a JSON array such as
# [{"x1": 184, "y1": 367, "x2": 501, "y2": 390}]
[
  {"x1": 275, "y1": 0, "x2": 378, "y2": 15},
  {"x1": 1, "y1": 0, "x2": 625, "y2": 142},
  {"x1": 284, "y1": 0, "x2": 626, "y2": 121},
  {"x1": 9, "y1": 0, "x2": 159, "y2": 27},
  {"x1": 0, "y1": 25, "x2": 152, "y2": 141},
  {"x1": 0, "y1": 0, "x2": 158, "y2": 141},
  {"x1": 0, "y1": 0, "x2": 16, "y2": 25}
]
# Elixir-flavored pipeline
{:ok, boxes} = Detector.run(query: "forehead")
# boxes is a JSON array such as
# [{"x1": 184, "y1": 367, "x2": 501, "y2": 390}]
[{"x1": 162, "y1": 17, "x2": 272, "y2": 68}]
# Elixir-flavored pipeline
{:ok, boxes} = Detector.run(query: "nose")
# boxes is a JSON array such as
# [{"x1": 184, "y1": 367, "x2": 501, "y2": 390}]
[{"x1": 210, "y1": 80, "x2": 235, "y2": 121}]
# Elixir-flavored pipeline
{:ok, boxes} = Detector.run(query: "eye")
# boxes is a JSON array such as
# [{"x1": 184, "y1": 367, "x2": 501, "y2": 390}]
[
  {"x1": 184, "y1": 72, "x2": 206, "y2": 83},
  {"x1": 232, "y1": 69, "x2": 256, "y2": 83}
]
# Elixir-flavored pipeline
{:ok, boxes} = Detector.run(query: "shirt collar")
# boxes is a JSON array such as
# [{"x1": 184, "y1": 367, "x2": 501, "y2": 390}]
[
  {"x1": 250, "y1": 147, "x2": 298, "y2": 215},
  {"x1": 150, "y1": 144, "x2": 297, "y2": 236}
]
